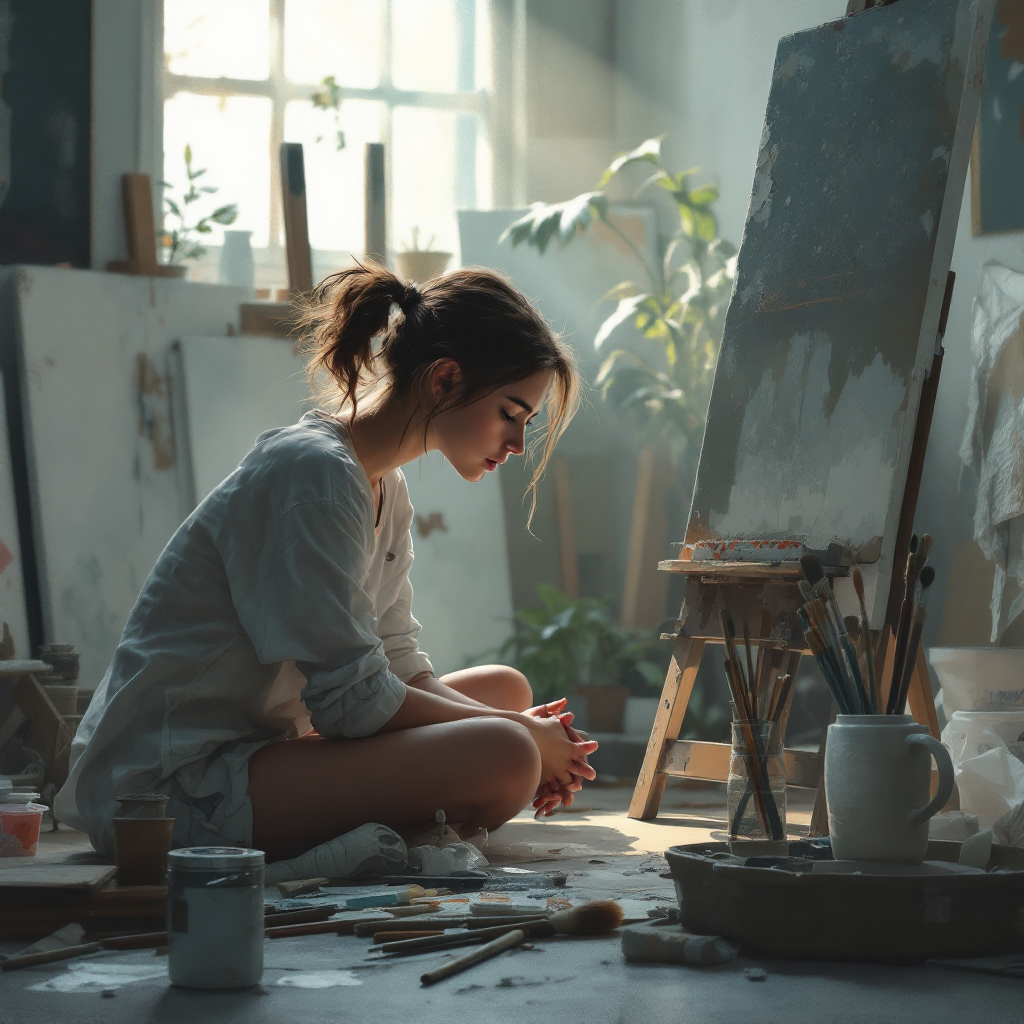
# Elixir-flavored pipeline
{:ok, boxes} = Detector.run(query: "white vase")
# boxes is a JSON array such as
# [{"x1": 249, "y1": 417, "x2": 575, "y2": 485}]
[
  {"x1": 218, "y1": 230, "x2": 255, "y2": 291},
  {"x1": 824, "y1": 714, "x2": 954, "y2": 863}
]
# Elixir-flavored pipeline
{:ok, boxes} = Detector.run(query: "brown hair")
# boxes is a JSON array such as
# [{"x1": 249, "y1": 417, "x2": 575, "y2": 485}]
[{"x1": 296, "y1": 261, "x2": 579, "y2": 521}]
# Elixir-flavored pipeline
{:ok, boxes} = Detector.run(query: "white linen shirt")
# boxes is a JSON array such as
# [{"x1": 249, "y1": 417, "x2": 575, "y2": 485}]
[{"x1": 55, "y1": 411, "x2": 431, "y2": 853}]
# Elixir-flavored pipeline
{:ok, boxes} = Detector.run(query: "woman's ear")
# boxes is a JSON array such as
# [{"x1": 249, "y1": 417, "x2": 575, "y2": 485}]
[{"x1": 428, "y1": 358, "x2": 461, "y2": 402}]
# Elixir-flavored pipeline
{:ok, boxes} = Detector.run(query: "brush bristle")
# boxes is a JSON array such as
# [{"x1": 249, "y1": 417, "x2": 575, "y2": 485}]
[
  {"x1": 920, "y1": 565, "x2": 935, "y2": 588},
  {"x1": 552, "y1": 899, "x2": 625, "y2": 935},
  {"x1": 800, "y1": 553, "x2": 824, "y2": 586},
  {"x1": 851, "y1": 565, "x2": 865, "y2": 599}
]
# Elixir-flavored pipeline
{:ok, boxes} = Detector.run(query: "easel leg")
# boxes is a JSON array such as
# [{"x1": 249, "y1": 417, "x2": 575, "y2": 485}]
[
  {"x1": 906, "y1": 645, "x2": 940, "y2": 739},
  {"x1": 628, "y1": 636, "x2": 705, "y2": 821}
]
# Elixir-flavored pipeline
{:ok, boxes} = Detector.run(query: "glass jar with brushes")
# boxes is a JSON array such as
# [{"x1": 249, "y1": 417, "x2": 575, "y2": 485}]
[{"x1": 727, "y1": 718, "x2": 787, "y2": 848}]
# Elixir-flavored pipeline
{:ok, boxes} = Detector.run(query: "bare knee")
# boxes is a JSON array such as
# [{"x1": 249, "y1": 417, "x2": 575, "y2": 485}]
[
  {"x1": 495, "y1": 667, "x2": 533, "y2": 712},
  {"x1": 468, "y1": 718, "x2": 540, "y2": 828}
]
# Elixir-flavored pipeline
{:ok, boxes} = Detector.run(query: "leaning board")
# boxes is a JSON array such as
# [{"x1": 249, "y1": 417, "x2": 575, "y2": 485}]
[
  {"x1": 685, "y1": 0, "x2": 992, "y2": 623},
  {"x1": 0, "y1": 267, "x2": 247, "y2": 688}
]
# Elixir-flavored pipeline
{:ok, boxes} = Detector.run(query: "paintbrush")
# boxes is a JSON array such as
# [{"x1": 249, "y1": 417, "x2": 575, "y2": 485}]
[
  {"x1": 377, "y1": 901, "x2": 625, "y2": 956},
  {"x1": 801, "y1": 554, "x2": 869, "y2": 713},
  {"x1": 892, "y1": 565, "x2": 935, "y2": 715},
  {"x1": 420, "y1": 929, "x2": 529, "y2": 986},
  {"x1": 887, "y1": 536, "x2": 920, "y2": 713},
  {"x1": 851, "y1": 566, "x2": 877, "y2": 712}
]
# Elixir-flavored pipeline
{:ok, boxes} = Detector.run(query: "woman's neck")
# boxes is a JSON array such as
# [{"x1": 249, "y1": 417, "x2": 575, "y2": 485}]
[{"x1": 344, "y1": 395, "x2": 430, "y2": 487}]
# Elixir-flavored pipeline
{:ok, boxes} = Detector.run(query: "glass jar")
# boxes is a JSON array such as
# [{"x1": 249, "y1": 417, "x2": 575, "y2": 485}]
[
  {"x1": 167, "y1": 846, "x2": 265, "y2": 989},
  {"x1": 727, "y1": 720, "x2": 787, "y2": 844}
]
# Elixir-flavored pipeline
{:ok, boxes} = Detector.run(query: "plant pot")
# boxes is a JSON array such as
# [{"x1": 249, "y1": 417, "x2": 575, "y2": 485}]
[
  {"x1": 394, "y1": 250, "x2": 452, "y2": 284},
  {"x1": 163, "y1": 264, "x2": 188, "y2": 279},
  {"x1": 575, "y1": 685, "x2": 630, "y2": 733}
]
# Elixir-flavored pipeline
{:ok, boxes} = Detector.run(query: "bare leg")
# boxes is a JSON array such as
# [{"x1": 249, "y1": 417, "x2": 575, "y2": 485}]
[
  {"x1": 249, "y1": 666, "x2": 538, "y2": 861},
  {"x1": 440, "y1": 664, "x2": 533, "y2": 712}
]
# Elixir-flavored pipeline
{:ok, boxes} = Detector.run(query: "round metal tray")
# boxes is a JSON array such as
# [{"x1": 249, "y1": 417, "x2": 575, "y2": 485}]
[{"x1": 665, "y1": 840, "x2": 1024, "y2": 961}]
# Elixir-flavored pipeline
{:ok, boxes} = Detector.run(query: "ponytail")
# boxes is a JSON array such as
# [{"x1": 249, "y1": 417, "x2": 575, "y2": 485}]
[{"x1": 296, "y1": 260, "x2": 580, "y2": 523}]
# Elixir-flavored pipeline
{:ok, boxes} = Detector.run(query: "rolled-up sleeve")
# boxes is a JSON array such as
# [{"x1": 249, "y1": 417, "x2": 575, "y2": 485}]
[{"x1": 221, "y1": 496, "x2": 407, "y2": 738}]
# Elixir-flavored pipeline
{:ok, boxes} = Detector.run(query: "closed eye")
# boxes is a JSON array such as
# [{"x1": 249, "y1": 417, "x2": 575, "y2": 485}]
[{"x1": 502, "y1": 409, "x2": 517, "y2": 424}]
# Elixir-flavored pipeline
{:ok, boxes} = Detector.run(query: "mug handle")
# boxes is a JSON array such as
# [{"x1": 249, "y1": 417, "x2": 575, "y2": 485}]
[{"x1": 905, "y1": 734, "x2": 955, "y2": 829}]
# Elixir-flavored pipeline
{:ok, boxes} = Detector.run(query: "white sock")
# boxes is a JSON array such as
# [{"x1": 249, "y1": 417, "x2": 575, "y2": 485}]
[{"x1": 263, "y1": 822, "x2": 408, "y2": 884}]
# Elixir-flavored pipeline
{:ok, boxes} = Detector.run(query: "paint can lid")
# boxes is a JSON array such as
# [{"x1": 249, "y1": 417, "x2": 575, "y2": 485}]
[{"x1": 168, "y1": 846, "x2": 265, "y2": 869}]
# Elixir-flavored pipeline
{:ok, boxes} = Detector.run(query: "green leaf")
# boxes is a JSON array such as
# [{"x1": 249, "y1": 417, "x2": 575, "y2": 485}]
[
  {"x1": 499, "y1": 192, "x2": 607, "y2": 254},
  {"x1": 693, "y1": 208, "x2": 717, "y2": 242},
  {"x1": 210, "y1": 204, "x2": 239, "y2": 225},
  {"x1": 687, "y1": 185, "x2": 719, "y2": 206},
  {"x1": 594, "y1": 294, "x2": 649, "y2": 352},
  {"x1": 598, "y1": 137, "x2": 664, "y2": 187}
]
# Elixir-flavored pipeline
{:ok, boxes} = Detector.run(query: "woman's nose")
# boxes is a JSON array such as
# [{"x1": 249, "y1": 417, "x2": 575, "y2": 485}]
[{"x1": 507, "y1": 425, "x2": 526, "y2": 455}]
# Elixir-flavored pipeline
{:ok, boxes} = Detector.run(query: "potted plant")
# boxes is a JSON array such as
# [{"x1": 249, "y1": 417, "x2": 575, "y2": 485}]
[
  {"x1": 394, "y1": 226, "x2": 452, "y2": 284},
  {"x1": 161, "y1": 144, "x2": 239, "y2": 276},
  {"x1": 501, "y1": 137, "x2": 736, "y2": 504},
  {"x1": 493, "y1": 585, "x2": 666, "y2": 733}
]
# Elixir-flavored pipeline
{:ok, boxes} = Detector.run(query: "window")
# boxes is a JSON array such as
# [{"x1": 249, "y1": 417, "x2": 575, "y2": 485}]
[{"x1": 163, "y1": 0, "x2": 493, "y2": 289}]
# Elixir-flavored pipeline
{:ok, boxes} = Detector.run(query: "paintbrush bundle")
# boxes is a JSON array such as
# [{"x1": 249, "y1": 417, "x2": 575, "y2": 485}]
[
  {"x1": 719, "y1": 610, "x2": 790, "y2": 842},
  {"x1": 798, "y1": 538, "x2": 935, "y2": 717}
]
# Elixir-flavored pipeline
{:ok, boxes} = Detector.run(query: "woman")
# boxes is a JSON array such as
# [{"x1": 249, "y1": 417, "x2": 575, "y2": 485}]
[{"x1": 55, "y1": 264, "x2": 597, "y2": 869}]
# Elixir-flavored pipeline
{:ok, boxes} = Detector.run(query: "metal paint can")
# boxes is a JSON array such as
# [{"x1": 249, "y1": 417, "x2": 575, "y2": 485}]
[{"x1": 167, "y1": 846, "x2": 265, "y2": 989}]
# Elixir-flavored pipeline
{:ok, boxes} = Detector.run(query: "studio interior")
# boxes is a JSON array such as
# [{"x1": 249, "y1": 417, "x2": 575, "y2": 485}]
[{"x1": 2, "y1": 0, "x2": 1024, "y2": 1019}]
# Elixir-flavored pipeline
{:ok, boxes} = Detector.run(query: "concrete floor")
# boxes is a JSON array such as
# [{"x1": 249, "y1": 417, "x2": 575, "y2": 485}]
[{"x1": 2, "y1": 781, "x2": 1022, "y2": 1023}]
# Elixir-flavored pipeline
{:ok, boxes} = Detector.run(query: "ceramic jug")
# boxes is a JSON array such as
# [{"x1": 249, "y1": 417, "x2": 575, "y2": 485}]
[
  {"x1": 218, "y1": 230, "x2": 255, "y2": 291},
  {"x1": 824, "y1": 715, "x2": 954, "y2": 863}
]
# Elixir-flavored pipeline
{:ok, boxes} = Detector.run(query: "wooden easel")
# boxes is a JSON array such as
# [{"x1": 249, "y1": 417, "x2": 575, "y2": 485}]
[{"x1": 628, "y1": 272, "x2": 955, "y2": 833}]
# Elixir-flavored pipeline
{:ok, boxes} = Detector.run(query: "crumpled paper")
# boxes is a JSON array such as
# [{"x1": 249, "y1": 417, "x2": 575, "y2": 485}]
[
  {"x1": 961, "y1": 261, "x2": 1024, "y2": 641},
  {"x1": 943, "y1": 711, "x2": 1024, "y2": 832},
  {"x1": 405, "y1": 809, "x2": 489, "y2": 875}
]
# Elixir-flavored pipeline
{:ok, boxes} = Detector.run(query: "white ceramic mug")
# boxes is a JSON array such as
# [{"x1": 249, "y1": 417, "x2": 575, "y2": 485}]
[{"x1": 824, "y1": 715, "x2": 954, "y2": 863}]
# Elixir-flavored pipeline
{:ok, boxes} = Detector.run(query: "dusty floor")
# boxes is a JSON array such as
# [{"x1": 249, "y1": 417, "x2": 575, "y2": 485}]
[{"x1": 1, "y1": 781, "x2": 1022, "y2": 1023}]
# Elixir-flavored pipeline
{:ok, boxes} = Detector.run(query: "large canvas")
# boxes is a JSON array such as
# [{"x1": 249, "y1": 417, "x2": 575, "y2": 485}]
[
  {"x1": 685, "y1": 0, "x2": 992, "y2": 623},
  {"x1": 0, "y1": 267, "x2": 246, "y2": 688}
]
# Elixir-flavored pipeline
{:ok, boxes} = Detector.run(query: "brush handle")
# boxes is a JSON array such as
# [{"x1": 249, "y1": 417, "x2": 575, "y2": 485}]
[
  {"x1": 894, "y1": 616, "x2": 925, "y2": 715},
  {"x1": 378, "y1": 922, "x2": 534, "y2": 954},
  {"x1": 373, "y1": 930, "x2": 443, "y2": 944},
  {"x1": 420, "y1": 929, "x2": 528, "y2": 986},
  {"x1": 887, "y1": 597, "x2": 914, "y2": 713},
  {"x1": 0, "y1": 942, "x2": 102, "y2": 971}
]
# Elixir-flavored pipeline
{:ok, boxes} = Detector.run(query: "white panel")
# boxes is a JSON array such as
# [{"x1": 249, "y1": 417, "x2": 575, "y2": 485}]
[
  {"x1": 0, "y1": 373, "x2": 29, "y2": 659},
  {"x1": 175, "y1": 335, "x2": 311, "y2": 504},
  {"x1": 404, "y1": 456, "x2": 514, "y2": 677},
  {"x1": 9, "y1": 267, "x2": 247, "y2": 689}
]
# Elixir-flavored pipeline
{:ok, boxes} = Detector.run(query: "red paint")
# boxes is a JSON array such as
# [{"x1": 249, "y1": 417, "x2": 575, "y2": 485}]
[{"x1": 0, "y1": 541, "x2": 13, "y2": 574}]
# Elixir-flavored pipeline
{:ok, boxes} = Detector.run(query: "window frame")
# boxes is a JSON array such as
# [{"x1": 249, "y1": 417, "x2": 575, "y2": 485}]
[{"x1": 162, "y1": 0, "x2": 491, "y2": 283}]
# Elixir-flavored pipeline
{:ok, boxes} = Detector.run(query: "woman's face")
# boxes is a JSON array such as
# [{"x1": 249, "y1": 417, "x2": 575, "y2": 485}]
[{"x1": 428, "y1": 368, "x2": 554, "y2": 482}]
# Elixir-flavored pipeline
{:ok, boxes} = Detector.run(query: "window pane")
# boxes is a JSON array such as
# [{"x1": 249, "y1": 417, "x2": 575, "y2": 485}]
[
  {"x1": 163, "y1": 94, "x2": 272, "y2": 249},
  {"x1": 284, "y1": 0, "x2": 384, "y2": 87},
  {"x1": 284, "y1": 99, "x2": 385, "y2": 254},
  {"x1": 392, "y1": 107, "x2": 460, "y2": 256},
  {"x1": 165, "y1": 0, "x2": 270, "y2": 80},
  {"x1": 392, "y1": 0, "x2": 460, "y2": 93}
]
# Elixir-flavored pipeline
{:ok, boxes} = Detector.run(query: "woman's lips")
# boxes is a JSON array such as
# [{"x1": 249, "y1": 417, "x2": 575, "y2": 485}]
[{"x1": 484, "y1": 458, "x2": 497, "y2": 471}]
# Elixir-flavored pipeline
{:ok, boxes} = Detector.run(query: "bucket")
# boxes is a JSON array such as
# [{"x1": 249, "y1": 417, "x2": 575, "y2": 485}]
[
  {"x1": 929, "y1": 648, "x2": 1024, "y2": 716},
  {"x1": 0, "y1": 788, "x2": 45, "y2": 856}
]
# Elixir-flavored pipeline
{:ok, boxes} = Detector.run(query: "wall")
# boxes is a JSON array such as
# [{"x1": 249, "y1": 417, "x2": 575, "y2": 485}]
[{"x1": 90, "y1": 0, "x2": 163, "y2": 271}]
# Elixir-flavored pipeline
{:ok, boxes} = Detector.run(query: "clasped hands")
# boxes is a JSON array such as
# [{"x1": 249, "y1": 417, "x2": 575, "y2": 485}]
[{"x1": 522, "y1": 698, "x2": 598, "y2": 818}]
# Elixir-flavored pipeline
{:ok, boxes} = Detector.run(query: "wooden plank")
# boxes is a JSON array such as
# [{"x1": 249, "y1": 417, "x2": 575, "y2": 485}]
[
  {"x1": 239, "y1": 301, "x2": 293, "y2": 338},
  {"x1": 628, "y1": 635, "x2": 705, "y2": 820},
  {"x1": 552, "y1": 459, "x2": 579, "y2": 598},
  {"x1": 0, "y1": 863, "x2": 115, "y2": 891},
  {"x1": 0, "y1": 660, "x2": 50, "y2": 676},
  {"x1": 659, "y1": 560, "x2": 848, "y2": 579},
  {"x1": 661, "y1": 739, "x2": 823, "y2": 790},
  {"x1": 279, "y1": 143, "x2": 313, "y2": 296},
  {"x1": 365, "y1": 143, "x2": 386, "y2": 265},
  {"x1": 906, "y1": 644, "x2": 941, "y2": 739},
  {"x1": 621, "y1": 447, "x2": 655, "y2": 628},
  {"x1": 107, "y1": 173, "x2": 182, "y2": 277}
]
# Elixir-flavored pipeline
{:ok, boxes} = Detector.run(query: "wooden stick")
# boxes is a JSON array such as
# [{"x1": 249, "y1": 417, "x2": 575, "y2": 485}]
[
  {"x1": 420, "y1": 929, "x2": 528, "y2": 986},
  {"x1": 1, "y1": 942, "x2": 102, "y2": 971},
  {"x1": 373, "y1": 930, "x2": 443, "y2": 944}
]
